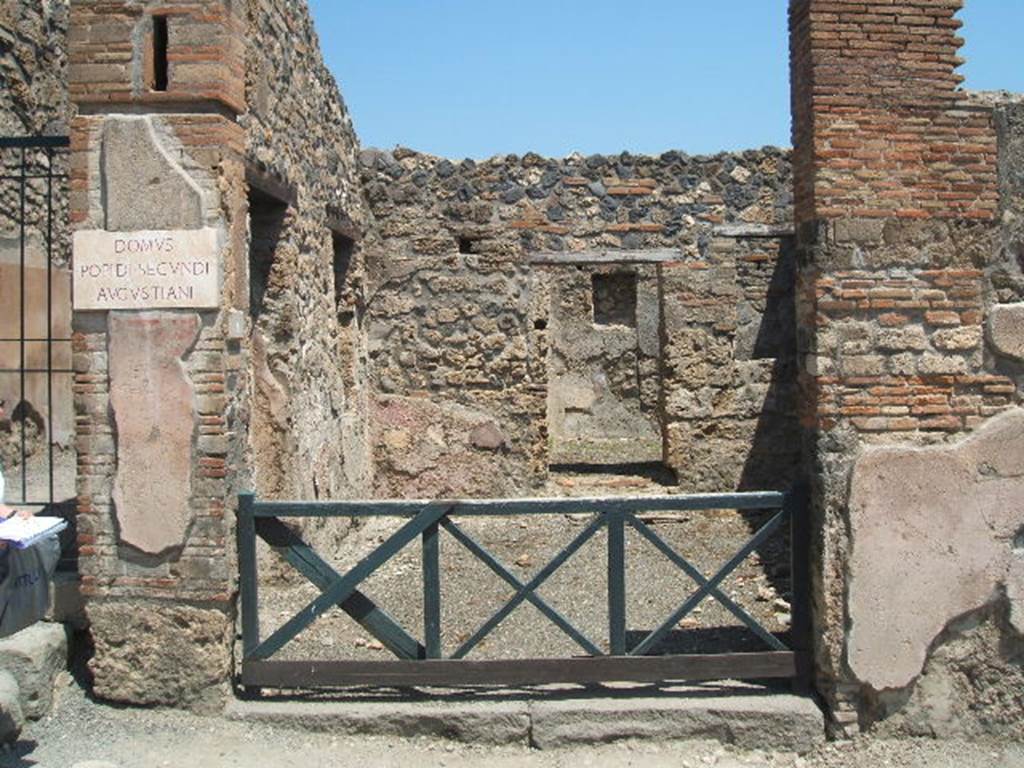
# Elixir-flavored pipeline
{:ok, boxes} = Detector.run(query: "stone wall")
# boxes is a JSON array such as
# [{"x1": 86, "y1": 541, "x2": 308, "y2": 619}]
[
  {"x1": 360, "y1": 148, "x2": 798, "y2": 493},
  {"x1": 661, "y1": 232, "x2": 800, "y2": 493},
  {"x1": 66, "y1": 0, "x2": 380, "y2": 708},
  {"x1": 240, "y1": 0, "x2": 372, "y2": 502},
  {"x1": 0, "y1": 0, "x2": 70, "y2": 136},
  {"x1": 12, "y1": 0, "x2": 1021, "y2": 730},
  {"x1": 790, "y1": 0, "x2": 1023, "y2": 736}
]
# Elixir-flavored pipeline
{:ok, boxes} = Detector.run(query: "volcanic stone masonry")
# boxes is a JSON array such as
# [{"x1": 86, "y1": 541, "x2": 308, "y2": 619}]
[
  {"x1": 0, "y1": 0, "x2": 1021, "y2": 739},
  {"x1": 360, "y1": 146, "x2": 797, "y2": 495}
]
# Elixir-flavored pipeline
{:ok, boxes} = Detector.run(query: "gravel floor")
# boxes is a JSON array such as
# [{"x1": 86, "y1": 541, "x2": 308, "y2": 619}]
[
  {"x1": 5, "y1": 679, "x2": 1024, "y2": 768},
  {"x1": 259, "y1": 468, "x2": 794, "y2": 663}
]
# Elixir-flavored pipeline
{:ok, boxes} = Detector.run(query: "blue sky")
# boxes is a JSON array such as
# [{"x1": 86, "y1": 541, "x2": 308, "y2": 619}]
[{"x1": 307, "y1": 1, "x2": 1024, "y2": 159}]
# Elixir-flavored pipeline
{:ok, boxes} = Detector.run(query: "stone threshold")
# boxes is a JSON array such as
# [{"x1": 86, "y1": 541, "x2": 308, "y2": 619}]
[{"x1": 226, "y1": 681, "x2": 824, "y2": 752}]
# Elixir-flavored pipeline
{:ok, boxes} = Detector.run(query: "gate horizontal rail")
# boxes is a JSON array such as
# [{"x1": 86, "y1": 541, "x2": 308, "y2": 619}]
[{"x1": 238, "y1": 490, "x2": 810, "y2": 690}]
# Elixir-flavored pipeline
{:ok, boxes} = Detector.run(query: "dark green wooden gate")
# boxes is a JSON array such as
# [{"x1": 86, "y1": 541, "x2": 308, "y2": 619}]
[{"x1": 237, "y1": 490, "x2": 810, "y2": 689}]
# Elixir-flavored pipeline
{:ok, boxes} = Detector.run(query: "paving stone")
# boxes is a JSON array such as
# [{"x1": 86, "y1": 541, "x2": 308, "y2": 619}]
[
  {"x1": 227, "y1": 687, "x2": 824, "y2": 753},
  {"x1": 529, "y1": 690, "x2": 823, "y2": 753},
  {"x1": 0, "y1": 622, "x2": 66, "y2": 720},
  {"x1": 226, "y1": 698, "x2": 531, "y2": 746}
]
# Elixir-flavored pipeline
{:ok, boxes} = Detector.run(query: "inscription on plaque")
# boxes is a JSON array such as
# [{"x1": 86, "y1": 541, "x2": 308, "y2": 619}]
[{"x1": 73, "y1": 229, "x2": 221, "y2": 310}]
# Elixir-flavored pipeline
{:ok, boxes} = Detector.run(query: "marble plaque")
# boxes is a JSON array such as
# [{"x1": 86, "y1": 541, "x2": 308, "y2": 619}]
[{"x1": 73, "y1": 228, "x2": 221, "y2": 310}]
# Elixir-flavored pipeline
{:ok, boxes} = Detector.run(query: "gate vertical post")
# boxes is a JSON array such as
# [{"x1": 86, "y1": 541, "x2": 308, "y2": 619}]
[
  {"x1": 45, "y1": 145, "x2": 55, "y2": 504},
  {"x1": 422, "y1": 520, "x2": 442, "y2": 659},
  {"x1": 607, "y1": 509, "x2": 627, "y2": 655},
  {"x1": 237, "y1": 493, "x2": 259, "y2": 660},
  {"x1": 17, "y1": 145, "x2": 27, "y2": 501},
  {"x1": 785, "y1": 484, "x2": 812, "y2": 691}
]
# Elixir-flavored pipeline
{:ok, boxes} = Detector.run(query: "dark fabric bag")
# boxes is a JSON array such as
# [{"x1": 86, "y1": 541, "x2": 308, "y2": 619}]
[{"x1": 0, "y1": 536, "x2": 61, "y2": 638}]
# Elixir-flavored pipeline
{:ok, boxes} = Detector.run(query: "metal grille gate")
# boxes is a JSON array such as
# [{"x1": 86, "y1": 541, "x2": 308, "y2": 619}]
[{"x1": 0, "y1": 136, "x2": 73, "y2": 514}]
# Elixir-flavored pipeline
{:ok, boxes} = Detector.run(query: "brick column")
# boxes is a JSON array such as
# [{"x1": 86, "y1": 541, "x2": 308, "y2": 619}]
[
  {"x1": 69, "y1": 0, "x2": 248, "y2": 709},
  {"x1": 789, "y1": 0, "x2": 1017, "y2": 733}
]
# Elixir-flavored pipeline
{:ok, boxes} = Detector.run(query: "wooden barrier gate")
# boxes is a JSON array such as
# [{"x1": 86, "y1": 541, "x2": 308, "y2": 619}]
[{"x1": 237, "y1": 489, "x2": 810, "y2": 690}]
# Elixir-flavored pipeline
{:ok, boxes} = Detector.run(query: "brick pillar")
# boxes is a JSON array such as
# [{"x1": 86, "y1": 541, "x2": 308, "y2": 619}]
[
  {"x1": 69, "y1": 0, "x2": 248, "y2": 709},
  {"x1": 789, "y1": 0, "x2": 1014, "y2": 733}
]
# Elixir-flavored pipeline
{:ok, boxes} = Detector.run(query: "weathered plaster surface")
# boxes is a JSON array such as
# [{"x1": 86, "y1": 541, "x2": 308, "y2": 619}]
[
  {"x1": 847, "y1": 409, "x2": 1024, "y2": 691},
  {"x1": 109, "y1": 312, "x2": 200, "y2": 554},
  {"x1": 101, "y1": 117, "x2": 207, "y2": 231},
  {"x1": 546, "y1": 265, "x2": 662, "y2": 465}
]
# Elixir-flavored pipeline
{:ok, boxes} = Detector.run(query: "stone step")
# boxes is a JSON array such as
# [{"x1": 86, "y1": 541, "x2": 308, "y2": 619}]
[{"x1": 226, "y1": 682, "x2": 824, "y2": 753}]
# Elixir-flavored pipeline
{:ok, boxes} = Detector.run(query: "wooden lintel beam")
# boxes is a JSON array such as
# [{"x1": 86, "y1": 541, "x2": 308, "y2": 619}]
[{"x1": 245, "y1": 163, "x2": 296, "y2": 207}]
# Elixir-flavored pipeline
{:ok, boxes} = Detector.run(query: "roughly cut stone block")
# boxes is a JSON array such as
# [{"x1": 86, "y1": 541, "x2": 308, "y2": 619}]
[
  {"x1": 848, "y1": 409, "x2": 1024, "y2": 691},
  {"x1": 988, "y1": 303, "x2": 1024, "y2": 361},
  {"x1": 0, "y1": 670, "x2": 23, "y2": 744},
  {"x1": 227, "y1": 687, "x2": 823, "y2": 752},
  {"x1": 529, "y1": 690, "x2": 824, "y2": 753},
  {"x1": 101, "y1": 117, "x2": 204, "y2": 231},
  {"x1": 834, "y1": 218, "x2": 885, "y2": 244},
  {"x1": 87, "y1": 601, "x2": 230, "y2": 710},
  {"x1": 109, "y1": 312, "x2": 200, "y2": 554},
  {"x1": 226, "y1": 699, "x2": 531, "y2": 745},
  {"x1": 0, "y1": 622, "x2": 68, "y2": 720}
]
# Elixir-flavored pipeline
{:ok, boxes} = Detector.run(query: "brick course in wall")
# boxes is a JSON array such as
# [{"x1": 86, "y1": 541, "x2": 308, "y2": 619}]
[
  {"x1": 69, "y1": 0, "x2": 245, "y2": 114},
  {"x1": 790, "y1": 0, "x2": 999, "y2": 223},
  {"x1": 790, "y1": 0, "x2": 1022, "y2": 736},
  {"x1": 812, "y1": 269, "x2": 1015, "y2": 433}
]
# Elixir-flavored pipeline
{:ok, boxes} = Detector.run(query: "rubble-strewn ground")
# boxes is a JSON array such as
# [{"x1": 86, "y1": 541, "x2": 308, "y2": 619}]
[{"x1": 4, "y1": 679, "x2": 1024, "y2": 768}]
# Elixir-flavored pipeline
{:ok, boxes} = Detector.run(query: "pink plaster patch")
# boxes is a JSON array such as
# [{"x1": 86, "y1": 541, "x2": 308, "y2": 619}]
[
  {"x1": 109, "y1": 312, "x2": 200, "y2": 554},
  {"x1": 847, "y1": 409, "x2": 1024, "y2": 690}
]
